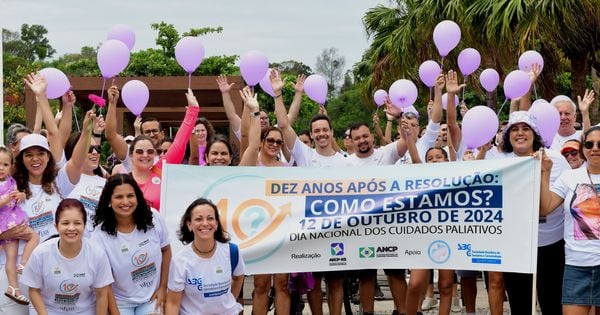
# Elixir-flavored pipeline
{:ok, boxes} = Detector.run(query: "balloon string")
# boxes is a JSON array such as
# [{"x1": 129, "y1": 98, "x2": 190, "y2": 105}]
[
  {"x1": 497, "y1": 99, "x2": 508, "y2": 115},
  {"x1": 533, "y1": 83, "x2": 538, "y2": 100},
  {"x1": 462, "y1": 76, "x2": 467, "y2": 103},
  {"x1": 441, "y1": 57, "x2": 445, "y2": 71},
  {"x1": 429, "y1": 87, "x2": 433, "y2": 101},
  {"x1": 100, "y1": 79, "x2": 106, "y2": 99},
  {"x1": 188, "y1": 73, "x2": 191, "y2": 90},
  {"x1": 73, "y1": 105, "x2": 80, "y2": 132}
]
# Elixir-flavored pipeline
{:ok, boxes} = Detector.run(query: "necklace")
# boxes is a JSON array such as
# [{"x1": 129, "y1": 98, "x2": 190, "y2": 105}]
[{"x1": 192, "y1": 240, "x2": 216, "y2": 255}]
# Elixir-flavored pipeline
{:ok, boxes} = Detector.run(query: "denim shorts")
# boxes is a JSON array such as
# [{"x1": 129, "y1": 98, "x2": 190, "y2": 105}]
[{"x1": 562, "y1": 264, "x2": 600, "y2": 306}]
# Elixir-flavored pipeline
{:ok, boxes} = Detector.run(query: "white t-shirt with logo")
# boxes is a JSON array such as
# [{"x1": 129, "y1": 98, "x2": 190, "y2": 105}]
[
  {"x1": 291, "y1": 138, "x2": 348, "y2": 167},
  {"x1": 551, "y1": 167, "x2": 600, "y2": 266},
  {"x1": 67, "y1": 174, "x2": 106, "y2": 237},
  {"x1": 168, "y1": 242, "x2": 244, "y2": 315},
  {"x1": 347, "y1": 141, "x2": 401, "y2": 166},
  {"x1": 492, "y1": 150, "x2": 569, "y2": 246},
  {"x1": 23, "y1": 166, "x2": 76, "y2": 242},
  {"x1": 91, "y1": 211, "x2": 169, "y2": 305},
  {"x1": 20, "y1": 237, "x2": 113, "y2": 315}
]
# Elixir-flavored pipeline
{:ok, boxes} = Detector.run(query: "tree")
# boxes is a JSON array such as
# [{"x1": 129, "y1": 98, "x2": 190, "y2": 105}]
[
  {"x1": 315, "y1": 47, "x2": 345, "y2": 94},
  {"x1": 3, "y1": 24, "x2": 56, "y2": 61},
  {"x1": 151, "y1": 22, "x2": 223, "y2": 58},
  {"x1": 270, "y1": 60, "x2": 313, "y2": 76}
]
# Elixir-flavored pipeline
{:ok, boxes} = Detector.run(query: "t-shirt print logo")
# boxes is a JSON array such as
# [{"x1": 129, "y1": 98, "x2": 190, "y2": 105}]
[
  {"x1": 60, "y1": 280, "x2": 79, "y2": 293},
  {"x1": 131, "y1": 250, "x2": 149, "y2": 267}
]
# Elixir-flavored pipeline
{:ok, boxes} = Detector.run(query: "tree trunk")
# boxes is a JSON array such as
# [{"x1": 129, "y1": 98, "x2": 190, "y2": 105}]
[{"x1": 571, "y1": 54, "x2": 589, "y2": 124}]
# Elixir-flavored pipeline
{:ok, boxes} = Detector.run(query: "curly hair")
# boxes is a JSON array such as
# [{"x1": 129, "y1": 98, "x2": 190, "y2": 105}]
[
  {"x1": 177, "y1": 198, "x2": 230, "y2": 245},
  {"x1": 93, "y1": 174, "x2": 154, "y2": 236},
  {"x1": 14, "y1": 148, "x2": 58, "y2": 199}
]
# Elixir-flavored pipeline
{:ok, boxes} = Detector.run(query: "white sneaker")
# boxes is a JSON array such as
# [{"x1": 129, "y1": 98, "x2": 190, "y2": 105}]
[
  {"x1": 421, "y1": 297, "x2": 438, "y2": 310},
  {"x1": 451, "y1": 297, "x2": 462, "y2": 312}
]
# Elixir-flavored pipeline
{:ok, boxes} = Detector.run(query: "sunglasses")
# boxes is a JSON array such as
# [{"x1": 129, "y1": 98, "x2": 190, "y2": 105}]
[
  {"x1": 561, "y1": 150, "x2": 579, "y2": 158},
  {"x1": 88, "y1": 145, "x2": 102, "y2": 153},
  {"x1": 134, "y1": 148, "x2": 156, "y2": 155},
  {"x1": 584, "y1": 141, "x2": 600, "y2": 150},
  {"x1": 265, "y1": 138, "x2": 283, "y2": 146}
]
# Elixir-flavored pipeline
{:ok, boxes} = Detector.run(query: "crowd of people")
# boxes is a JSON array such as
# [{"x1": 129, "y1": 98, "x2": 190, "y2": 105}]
[{"x1": 0, "y1": 67, "x2": 598, "y2": 315}]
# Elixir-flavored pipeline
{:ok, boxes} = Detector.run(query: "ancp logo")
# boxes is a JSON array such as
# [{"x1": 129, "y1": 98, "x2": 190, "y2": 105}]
[
  {"x1": 59, "y1": 280, "x2": 79, "y2": 293},
  {"x1": 131, "y1": 250, "x2": 149, "y2": 267}
]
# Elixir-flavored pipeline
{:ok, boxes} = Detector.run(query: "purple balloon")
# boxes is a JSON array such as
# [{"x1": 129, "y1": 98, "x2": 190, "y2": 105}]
[
  {"x1": 418, "y1": 60, "x2": 442, "y2": 88},
  {"x1": 175, "y1": 37, "x2": 205, "y2": 73},
  {"x1": 503, "y1": 70, "x2": 531, "y2": 99},
  {"x1": 373, "y1": 89, "x2": 388, "y2": 107},
  {"x1": 107, "y1": 24, "x2": 136, "y2": 51},
  {"x1": 97, "y1": 40, "x2": 130, "y2": 79},
  {"x1": 239, "y1": 50, "x2": 269, "y2": 87},
  {"x1": 304, "y1": 74, "x2": 328, "y2": 105},
  {"x1": 529, "y1": 100, "x2": 559, "y2": 147},
  {"x1": 259, "y1": 69, "x2": 275, "y2": 97},
  {"x1": 121, "y1": 80, "x2": 149, "y2": 116},
  {"x1": 532, "y1": 98, "x2": 549, "y2": 107},
  {"x1": 462, "y1": 106, "x2": 499, "y2": 149},
  {"x1": 441, "y1": 93, "x2": 459, "y2": 110},
  {"x1": 479, "y1": 68, "x2": 500, "y2": 92},
  {"x1": 388, "y1": 79, "x2": 418, "y2": 109},
  {"x1": 433, "y1": 20, "x2": 461, "y2": 57},
  {"x1": 39, "y1": 68, "x2": 70, "y2": 99},
  {"x1": 518, "y1": 50, "x2": 544, "y2": 72},
  {"x1": 458, "y1": 48, "x2": 481, "y2": 76}
]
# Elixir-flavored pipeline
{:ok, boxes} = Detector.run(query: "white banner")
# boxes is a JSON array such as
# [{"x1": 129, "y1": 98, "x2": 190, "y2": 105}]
[{"x1": 161, "y1": 157, "x2": 540, "y2": 274}]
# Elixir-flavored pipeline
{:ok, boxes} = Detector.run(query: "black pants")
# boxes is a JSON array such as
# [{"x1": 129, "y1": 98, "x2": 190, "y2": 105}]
[{"x1": 504, "y1": 239, "x2": 565, "y2": 315}]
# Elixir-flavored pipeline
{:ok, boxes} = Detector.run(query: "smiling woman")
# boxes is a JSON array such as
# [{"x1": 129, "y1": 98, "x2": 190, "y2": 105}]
[{"x1": 92, "y1": 174, "x2": 172, "y2": 315}]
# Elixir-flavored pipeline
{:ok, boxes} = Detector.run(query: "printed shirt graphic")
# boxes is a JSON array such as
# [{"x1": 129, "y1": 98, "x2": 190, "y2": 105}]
[
  {"x1": 20, "y1": 238, "x2": 113, "y2": 315},
  {"x1": 67, "y1": 173, "x2": 106, "y2": 236},
  {"x1": 552, "y1": 167, "x2": 600, "y2": 266},
  {"x1": 91, "y1": 211, "x2": 169, "y2": 304},
  {"x1": 168, "y1": 242, "x2": 245, "y2": 315}
]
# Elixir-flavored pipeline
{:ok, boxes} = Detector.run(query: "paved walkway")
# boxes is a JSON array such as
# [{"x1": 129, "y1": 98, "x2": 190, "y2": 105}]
[{"x1": 241, "y1": 271, "x2": 541, "y2": 314}]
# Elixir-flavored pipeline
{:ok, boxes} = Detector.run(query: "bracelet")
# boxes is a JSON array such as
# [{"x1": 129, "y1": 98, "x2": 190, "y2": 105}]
[
  {"x1": 251, "y1": 111, "x2": 260, "y2": 117},
  {"x1": 274, "y1": 93, "x2": 282, "y2": 98},
  {"x1": 92, "y1": 132, "x2": 102, "y2": 137}
]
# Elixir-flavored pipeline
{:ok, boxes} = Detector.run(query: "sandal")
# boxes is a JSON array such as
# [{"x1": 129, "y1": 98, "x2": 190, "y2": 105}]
[
  {"x1": 4, "y1": 286, "x2": 30, "y2": 305},
  {"x1": 16, "y1": 264, "x2": 24, "y2": 275}
]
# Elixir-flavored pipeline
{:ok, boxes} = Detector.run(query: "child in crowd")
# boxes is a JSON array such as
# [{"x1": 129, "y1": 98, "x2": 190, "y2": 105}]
[{"x1": 0, "y1": 146, "x2": 39, "y2": 305}]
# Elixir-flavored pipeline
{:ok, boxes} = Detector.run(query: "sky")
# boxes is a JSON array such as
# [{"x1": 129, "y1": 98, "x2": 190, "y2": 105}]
[{"x1": 2, "y1": 0, "x2": 389, "y2": 72}]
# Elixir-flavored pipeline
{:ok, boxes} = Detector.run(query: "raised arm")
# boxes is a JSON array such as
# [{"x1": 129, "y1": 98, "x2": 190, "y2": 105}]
[
  {"x1": 271, "y1": 70, "x2": 297, "y2": 152},
  {"x1": 65, "y1": 110, "x2": 95, "y2": 185},
  {"x1": 287, "y1": 74, "x2": 306, "y2": 125},
  {"x1": 239, "y1": 87, "x2": 261, "y2": 166},
  {"x1": 373, "y1": 112, "x2": 390, "y2": 146},
  {"x1": 445, "y1": 70, "x2": 464, "y2": 151},
  {"x1": 431, "y1": 74, "x2": 444, "y2": 124},
  {"x1": 157, "y1": 89, "x2": 200, "y2": 168},
  {"x1": 578, "y1": 89, "x2": 595, "y2": 132},
  {"x1": 104, "y1": 83, "x2": 129, "y2": 160},
  {"x1": 216, "y1": 75, "x2": 241, "y2": 134},
  {"x1": 59, "y1": 91, "x2": 75, "y2": 148},
  {"x1": 25, "y1": 73, "x2": 63, "y2": 162},
  {"x1": 400, "y1": 119, "x2": 421, "y2": 163}
]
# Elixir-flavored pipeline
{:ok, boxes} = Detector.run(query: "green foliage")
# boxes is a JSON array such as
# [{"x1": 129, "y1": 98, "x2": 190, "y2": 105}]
[
  {"x1": 327, "y1": 83, "x2": 373, "y2": 136},
  {"x1": 3, "y1": 24, "x2": 56, "y2": 61},
  {"x1": 270, "y1": 60, "x2": 313, "y2": 76}
]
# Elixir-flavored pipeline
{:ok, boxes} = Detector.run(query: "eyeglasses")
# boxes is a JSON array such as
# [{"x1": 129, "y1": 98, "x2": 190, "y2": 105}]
[
  {"x1": 88, "y1": 145, "x2": 102, "y2": 153},
  {"x1": 265, "y1": 138, "x2": 283, "y2": 146},
  {"x1": 561, "y1": 150, "x2": 579, "y2": 158},
  {"x1": 584, "y1": 141, "x2": 600, "y2": 150},
  {"x1": 143, "y1": 129, "x2": 161, "y2": 135},
  {"x1": 134, "y1": 148, "x2": 156, "y2": 155}
]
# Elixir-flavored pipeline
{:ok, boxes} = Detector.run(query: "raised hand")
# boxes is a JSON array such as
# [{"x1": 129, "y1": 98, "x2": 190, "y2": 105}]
[
  {"x1": 94, "y1": 114, "x2": 106, "y2": 135},
  {"x1": 240, "y1": 86, "x2": 259, "y2": 112},
  {"x1": 82, "y1": 109, "x2": 97, "y2": 132},
  {"x1": 216, "y1": 75, "x2": 234, "y2": 93},
  {"x1": 269, "y1": 69, "x2": 285, "y2": 94},
  {"x1": 185, "y1": 89, "x2": 199, "y2": 107},
  {"x1": 434, "y1": 73, "x2": 445, "y2": 92},
  {"x1": 373, "y1": 112, "x2": 380, "y2": 125},
  {"x1": 578, "y1": 89, "x2": 596, "y2": 113},
  {"x1": 445, "y1": 70, "x2": 466, "y2": 94},
  {"x1": 460, "y1": 101, "x2": 468, "y2": 117},
  {"x1": 61, "y1": 90, "x2": 76, "y2": 106},
  {"x1": 529, "y1": 63, "x2": 542, "y2": 84},
  {"x1": 384, "y1": 97, "x2": 402, "y2": 119},
  {"x1": 107, "y1": 81, "x2": 120, "y2": 105},
  {"x1": 24, "y1": 73, "x2": 47, "y2": 96},
  {"x1": 294, "y1": 74, "x2": 306, "y2": 93}
]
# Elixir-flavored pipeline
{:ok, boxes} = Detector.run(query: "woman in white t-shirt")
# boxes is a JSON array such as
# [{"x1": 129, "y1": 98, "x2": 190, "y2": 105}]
[
  {"x1": 65, "y1": 132, "x2": 107, "y2": 237},
  {"x1": 92, "y1": 174, "x2": 171, "y2": 315},
  {"x1": 21, "y1": 198, "x2": 113, "y2": 314},
  {"x1": 166, "y1": 198, "x2": 245, "y2": 315},
  {"x1": 541, "y1": 125, "x2": 600, "y2": 314}
]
